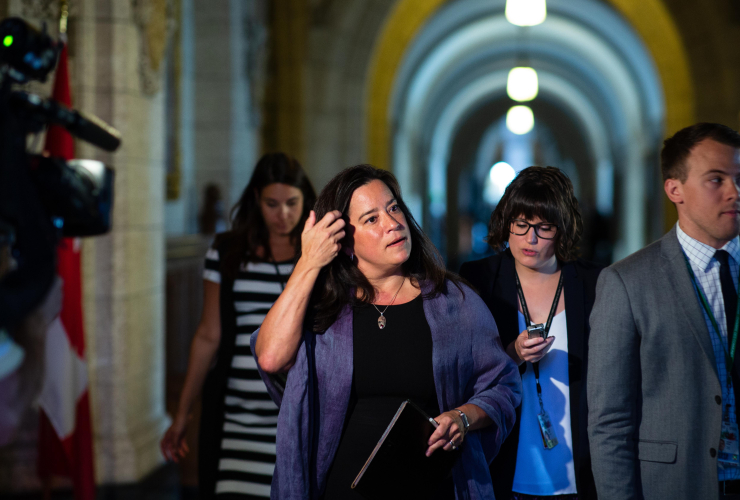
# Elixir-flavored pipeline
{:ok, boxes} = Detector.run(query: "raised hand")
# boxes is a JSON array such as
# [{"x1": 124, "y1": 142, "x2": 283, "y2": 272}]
[{"x1": 299, "y1": 210, "x2": 346, "y2": 270}]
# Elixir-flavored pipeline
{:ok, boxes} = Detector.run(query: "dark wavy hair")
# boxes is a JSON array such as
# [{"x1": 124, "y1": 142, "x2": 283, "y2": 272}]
[
  {"x1": 221, "y1": 153, "x2": 316, "y2": 278},
  {"x1": 308, "y1": 164, "x2": 462, "y2": 332},
  {"x1": 486, "y1": 166, "x2": 583, "y2": 262}
]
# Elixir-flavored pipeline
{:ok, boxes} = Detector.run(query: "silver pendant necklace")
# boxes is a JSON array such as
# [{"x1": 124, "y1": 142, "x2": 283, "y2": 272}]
[{"x1": 372, "y1": 277, "x2": 406, "y2": 330}]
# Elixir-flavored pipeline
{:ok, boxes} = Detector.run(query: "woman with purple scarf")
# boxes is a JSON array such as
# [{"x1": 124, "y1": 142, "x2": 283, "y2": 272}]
[{"x1": 252, "y1": 165, "x2": 521, "y2": 499}]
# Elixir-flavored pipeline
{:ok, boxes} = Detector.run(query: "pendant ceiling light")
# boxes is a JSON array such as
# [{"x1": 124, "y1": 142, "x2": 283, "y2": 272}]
[
  {"x1": 489, "y1": 161, "x2": 516, "y2": 187},
  {"x1": 485, "y1": 162, "x2": 517, "y2": 204},
  {"x1": 507, "y1": 67, "x2": 539, "y2": 102},
  {"x1": 505, "y1": 0, "x2": 547, "y2": 27},
  {"x1": 506, "y1": 105, "x2": 535, "y2": 135}
]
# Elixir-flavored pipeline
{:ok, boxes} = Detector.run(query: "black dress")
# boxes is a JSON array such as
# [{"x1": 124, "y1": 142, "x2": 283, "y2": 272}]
[
  {"x1": 322, "y1": 294, "x2": 455, "y2": 499},
  {"x1": 199, "y1": 233, "x2": 292, "y2": 499}
]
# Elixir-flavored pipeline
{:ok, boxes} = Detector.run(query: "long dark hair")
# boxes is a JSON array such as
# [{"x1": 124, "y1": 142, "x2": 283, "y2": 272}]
[
  {"x1": 309, "y1": 164, "x2": 462, "y2": 332},
  {"x1": 486, "y1": 166, "x2": 582, "y2": 262},
  {"x1": 221, "y1": 153, "x2": 316, "y2": 277}
]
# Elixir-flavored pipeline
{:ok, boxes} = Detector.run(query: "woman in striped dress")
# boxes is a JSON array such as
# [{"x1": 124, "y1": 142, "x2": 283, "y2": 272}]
[{"x1": 161, "y1": 153, "x2": 316, "y2": 499}]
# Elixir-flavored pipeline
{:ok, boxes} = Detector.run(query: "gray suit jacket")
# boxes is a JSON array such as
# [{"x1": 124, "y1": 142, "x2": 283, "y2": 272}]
[{"x1": 588, "y1": 226, "x2": 728, "y2": 500}]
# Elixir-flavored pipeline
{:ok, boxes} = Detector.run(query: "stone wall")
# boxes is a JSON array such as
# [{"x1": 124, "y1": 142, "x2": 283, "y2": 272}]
[
  {"x1": 302, "y1": 0, "x2": 395, "y2": 188},
  {"x1": 74, "y1": 0, "x2": 169, "y2": 484},
  {"x1": 663, "y1": 0, "x2": 740, "y2": 128},
  {"x1": 165, "y1": 0, "x2": 266, "y2": 236}
]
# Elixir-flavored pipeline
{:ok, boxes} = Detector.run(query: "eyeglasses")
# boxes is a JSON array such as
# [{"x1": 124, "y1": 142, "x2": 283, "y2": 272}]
[{"x1": 509, "y1": 219, "x2": 558, "y2": 240}]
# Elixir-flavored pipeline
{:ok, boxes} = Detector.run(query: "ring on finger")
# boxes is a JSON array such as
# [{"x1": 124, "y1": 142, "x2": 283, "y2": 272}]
[{"x1": 449, "y1": 439, "x2": 457, "y2": 450}]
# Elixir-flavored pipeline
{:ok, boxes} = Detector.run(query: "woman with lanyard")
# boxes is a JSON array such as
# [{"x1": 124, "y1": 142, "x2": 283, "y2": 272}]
[
  {"x1": 160, "y1": 153, "x2": 317, "y2": 499},
  {"x1": 460, "y1": 166, "x2": 603, "y2": 500}
]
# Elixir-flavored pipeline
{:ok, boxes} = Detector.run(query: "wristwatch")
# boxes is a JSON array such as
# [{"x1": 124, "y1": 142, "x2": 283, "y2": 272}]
[{"x1": 454, "y1": 408, "x2": 470, "y2": 433}]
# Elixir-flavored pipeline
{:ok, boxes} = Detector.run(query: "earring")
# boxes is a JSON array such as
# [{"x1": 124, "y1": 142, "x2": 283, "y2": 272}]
[{"x1": 343, "y1": 246, "x2": 354, "y2": 262}]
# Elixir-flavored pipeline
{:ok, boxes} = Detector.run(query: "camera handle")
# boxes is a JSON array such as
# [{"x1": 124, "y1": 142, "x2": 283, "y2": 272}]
[{"x1": 10, "y1": 92, "x2": 121, "y2": 152}]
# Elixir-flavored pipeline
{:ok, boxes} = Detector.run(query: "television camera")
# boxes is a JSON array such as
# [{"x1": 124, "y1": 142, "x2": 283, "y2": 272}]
[{"x1": 0, "y1": 17, "x2": 121, "y2": 330}]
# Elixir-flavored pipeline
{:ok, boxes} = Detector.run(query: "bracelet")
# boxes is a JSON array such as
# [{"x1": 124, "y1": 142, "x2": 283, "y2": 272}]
[{"x1": 454, "y1": 408, "x2": 470, "y2": 435}]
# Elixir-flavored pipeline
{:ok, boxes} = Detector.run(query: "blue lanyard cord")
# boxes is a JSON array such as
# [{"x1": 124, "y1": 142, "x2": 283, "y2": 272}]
[{"x1": 683, "y1": 256, "x2": 740, "y2": 379}]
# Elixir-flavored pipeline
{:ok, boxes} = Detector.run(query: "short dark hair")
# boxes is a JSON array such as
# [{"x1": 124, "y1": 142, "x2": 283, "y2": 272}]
[
  {"x1": 661, "y1": 123, "x2": 740, "y2": 182},
  {"x1": 486, "y1": 166, "x2": 583, "y2": 262},
  {"x1": 309, "y1": 164, "x2": 462, "y2": 332}
]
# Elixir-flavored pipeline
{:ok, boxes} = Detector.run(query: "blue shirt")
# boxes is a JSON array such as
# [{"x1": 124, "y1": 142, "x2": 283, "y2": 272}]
[
  {"x1": 512, "y1": 310, "x2": 577, "y2": 495},
  {"x1": 676, "y1": 224, "x2": 740, "y2": 480}
]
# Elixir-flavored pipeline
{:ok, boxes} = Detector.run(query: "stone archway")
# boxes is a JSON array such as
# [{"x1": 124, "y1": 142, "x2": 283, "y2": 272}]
[{"x1": 366, "y1": 0, "x2": 696, "y2": 254}]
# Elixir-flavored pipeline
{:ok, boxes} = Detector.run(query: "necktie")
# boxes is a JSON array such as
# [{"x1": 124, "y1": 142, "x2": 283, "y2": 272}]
[{"x1": 715, "y1": 250, "x2": 738, "y2": 347}]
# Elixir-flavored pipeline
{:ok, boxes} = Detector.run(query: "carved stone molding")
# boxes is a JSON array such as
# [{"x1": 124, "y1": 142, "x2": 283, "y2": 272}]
[
  {"x1": 132, "y1": 0, "x2": 176, "y2": 95},
  {"x1": 12, "y1": 0, "x2": 78, "y2": 21},
  {"x1": 16, "y1": 0, "x2": 58, "y2": 19},
  {"x1": 243, "y1": 2, "x2": 268, "y2": 127}
]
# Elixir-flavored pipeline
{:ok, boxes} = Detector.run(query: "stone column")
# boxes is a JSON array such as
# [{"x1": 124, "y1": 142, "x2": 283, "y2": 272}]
[
  {"x1": 74, "y1": 0, "x2": 169, "y2": 483},
  {"x1": 262, "y1": 0, "x2": 307, "y2": 162}
]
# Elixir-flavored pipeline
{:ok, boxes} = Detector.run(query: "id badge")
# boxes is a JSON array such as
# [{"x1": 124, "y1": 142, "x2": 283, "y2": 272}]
[
  {"x1": 537, "y1": 411, "x2": 559, "y2": 450},
  {"x1": 719, "y1": 420, "x2": 740, "y2": 468}
]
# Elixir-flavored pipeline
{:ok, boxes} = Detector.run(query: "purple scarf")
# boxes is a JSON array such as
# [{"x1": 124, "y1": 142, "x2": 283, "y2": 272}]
[{"x1": 251, "y1": 281, "x2": 522, "y2": 499}]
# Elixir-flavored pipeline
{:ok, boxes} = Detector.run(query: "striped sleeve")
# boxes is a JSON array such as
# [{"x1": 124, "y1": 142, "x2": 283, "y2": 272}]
[{"x1": 203, "y1": 247, "x2": 221, "y2": 283}]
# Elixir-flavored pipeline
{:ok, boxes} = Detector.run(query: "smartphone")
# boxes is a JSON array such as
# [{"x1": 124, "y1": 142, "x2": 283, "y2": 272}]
[{"x1": 527, "y1": 323, "x2": 546, "y2": 340}]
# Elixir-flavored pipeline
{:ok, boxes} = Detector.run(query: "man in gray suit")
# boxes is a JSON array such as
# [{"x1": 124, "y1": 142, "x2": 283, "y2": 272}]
[{"x1": 588, "y1": 123, "x2": 740, "y2": 499}]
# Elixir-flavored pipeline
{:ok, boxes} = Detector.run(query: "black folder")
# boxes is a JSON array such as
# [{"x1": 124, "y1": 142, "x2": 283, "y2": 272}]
[{"x1": 351, "y1": 400, "x2": 461, "y2": 499}]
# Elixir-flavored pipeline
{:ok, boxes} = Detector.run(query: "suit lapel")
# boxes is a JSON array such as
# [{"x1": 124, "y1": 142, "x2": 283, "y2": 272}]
[{"x1": 661, "y1": 229, "x2": 718, "y2": 377}]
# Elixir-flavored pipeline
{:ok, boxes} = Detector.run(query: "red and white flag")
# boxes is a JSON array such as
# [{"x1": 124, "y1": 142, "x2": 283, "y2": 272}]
[{"x1": 36, "y1": 43, "x2": 96, "y2": 500}]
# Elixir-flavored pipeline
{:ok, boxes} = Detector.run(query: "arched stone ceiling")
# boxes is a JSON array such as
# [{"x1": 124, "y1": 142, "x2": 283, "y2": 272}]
[
  {"x1": 420, "y1": 70, "x2": 613, "y2": 249},
  {"x1": 387, "y1": 1, "x2": 663, "y2": 255},
  {"x1": 366, "y1": 0, "x2": 694, "y2": 173},
  {"x1": 391, "y1": 2, "x2": 663, "y2": 137},
  {"x1": 394, "y1": 13, "x2": 647, "y2": 166}
]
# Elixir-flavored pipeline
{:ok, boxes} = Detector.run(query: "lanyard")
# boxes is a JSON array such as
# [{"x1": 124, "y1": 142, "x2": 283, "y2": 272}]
[
  {"x1": 683, "y1": 256, "x2": 740, "y2": 388},
  {"x1": 514, "y1": 269, "x2": 564, "y2": 412}
]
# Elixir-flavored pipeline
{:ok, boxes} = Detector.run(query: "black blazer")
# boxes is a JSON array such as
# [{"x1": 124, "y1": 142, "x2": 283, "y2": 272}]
[{"x1": 460, "y1": 249, "x2": 602, "y2": 500}]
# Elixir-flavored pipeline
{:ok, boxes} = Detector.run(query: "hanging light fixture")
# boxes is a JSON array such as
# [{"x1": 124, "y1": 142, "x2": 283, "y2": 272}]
[
  {"x1": 507, "y1": 67, "x2": 539, "y2": 102},
  {"x1": 489, "y1": 162, "x2": 516, "y2": 188},
  {"x1": 506, "y1": 105, "x2": 535, "y2": 135},
  {"x1": 485, "y1": 162, "x2": 517, "y2": 204},
  {"x1": 505, "y1": 0, "x2": 547, "y2": 27}
]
